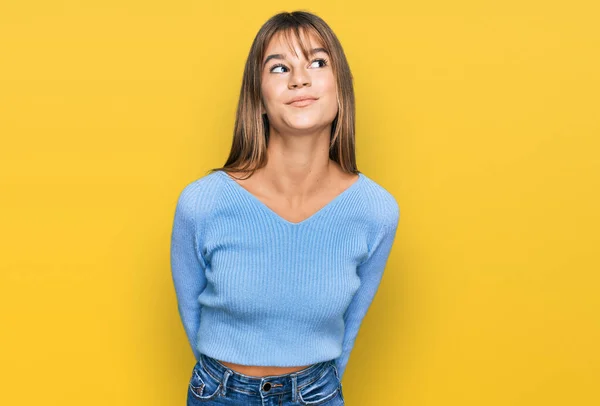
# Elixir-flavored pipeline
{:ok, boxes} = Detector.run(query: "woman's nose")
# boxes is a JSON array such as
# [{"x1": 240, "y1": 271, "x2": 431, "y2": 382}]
[{"x1": 288, "y1": 70, "x2": 311, "y2": 89}]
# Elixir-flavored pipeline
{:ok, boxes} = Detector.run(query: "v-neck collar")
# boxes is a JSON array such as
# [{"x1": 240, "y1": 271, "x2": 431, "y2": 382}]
[{"x1": 217, "y1": 170, "x2": 365, "y2": 226}]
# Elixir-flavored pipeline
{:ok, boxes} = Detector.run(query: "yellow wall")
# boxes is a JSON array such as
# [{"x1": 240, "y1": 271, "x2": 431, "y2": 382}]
[{"x1": 1, "y1": 1, "x2": 598, "y2": 405}]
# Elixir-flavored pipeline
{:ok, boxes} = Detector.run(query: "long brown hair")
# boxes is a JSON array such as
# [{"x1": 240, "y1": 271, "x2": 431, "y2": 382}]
[{"x1": 208, "y1": 10, "x2": 358, "y2": 179}]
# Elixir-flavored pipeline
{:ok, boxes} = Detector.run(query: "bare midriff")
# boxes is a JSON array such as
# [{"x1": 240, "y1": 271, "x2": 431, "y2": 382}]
[{"x1": 217, "y1": 360, "x2": 314, "y2": 377}]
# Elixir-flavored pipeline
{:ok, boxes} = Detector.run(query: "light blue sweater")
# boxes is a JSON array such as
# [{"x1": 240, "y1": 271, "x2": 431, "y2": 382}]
[{"x1": 170, "y1": 169, "x2": 400, "y2": 380}]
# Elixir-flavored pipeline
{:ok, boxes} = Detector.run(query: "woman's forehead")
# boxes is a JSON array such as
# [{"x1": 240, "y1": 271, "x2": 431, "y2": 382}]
[{"x1": 265, "y1": 29, "x2": 324, "y2": 56}]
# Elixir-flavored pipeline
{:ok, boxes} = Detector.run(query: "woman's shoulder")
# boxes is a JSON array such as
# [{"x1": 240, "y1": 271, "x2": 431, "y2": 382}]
[
  {"x1": 357, "y1": 172, "x2": 400, "y2": 227},
  {"x1": 175, "y1": 170, "x2": 226, "y2": 216},
  {"x1": 180, "y1": 170, "x2": 225, "y2": 192}
]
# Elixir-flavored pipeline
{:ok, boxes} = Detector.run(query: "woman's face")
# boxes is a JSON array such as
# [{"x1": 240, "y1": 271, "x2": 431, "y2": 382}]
[{"x1": 260, "y1": 30, "x2": 338, "y2": 134}]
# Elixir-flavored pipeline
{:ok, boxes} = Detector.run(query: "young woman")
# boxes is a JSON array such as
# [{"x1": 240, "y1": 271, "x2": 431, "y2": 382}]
[{"x1": 170, "y1": 10, "x2": 400, "y2": 405}]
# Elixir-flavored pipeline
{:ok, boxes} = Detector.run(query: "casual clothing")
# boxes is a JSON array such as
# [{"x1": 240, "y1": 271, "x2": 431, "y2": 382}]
[
  {"x1": 187, "y1": 352, "x2": 344, "y2": 405},
  {"x1": 170, "y1": 170, "x2": 400, "y2": 381}
]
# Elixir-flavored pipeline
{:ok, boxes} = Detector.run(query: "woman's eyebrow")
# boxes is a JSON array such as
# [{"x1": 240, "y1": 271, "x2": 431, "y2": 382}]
[{"x1": 263, "y1": 47, "x2": 329, "y2": 68}]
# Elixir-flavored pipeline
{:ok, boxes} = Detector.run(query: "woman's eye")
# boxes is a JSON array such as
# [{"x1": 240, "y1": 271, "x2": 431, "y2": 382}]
[
  {"x1": 271, "y1": 64, "x2": 286, "y2": 73},
  {"x1": 310, "y1": 58, "x2": 328, "y2": 68},
  {"x1": 269, "y1": 58, "x2": 329, "y2": 73}
]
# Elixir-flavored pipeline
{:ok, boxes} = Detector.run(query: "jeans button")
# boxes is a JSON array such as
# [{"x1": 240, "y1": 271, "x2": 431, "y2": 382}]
[{"x1": 262, "y1": 382, "x2": 272, "y2": 391}]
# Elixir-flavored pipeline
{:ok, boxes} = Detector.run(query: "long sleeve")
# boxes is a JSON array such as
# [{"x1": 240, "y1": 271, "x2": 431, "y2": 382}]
[
  {"x1": 335, "y1": 205, "x2": 400, "y2": 380},
  {"x1": 170, "y1": 184, "x2": 208, "y2": 362}
]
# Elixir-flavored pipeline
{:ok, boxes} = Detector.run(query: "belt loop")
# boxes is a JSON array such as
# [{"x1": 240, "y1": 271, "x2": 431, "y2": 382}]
[
  {"x1": 332, "y1": 362, "x2": 340, "y2": 380},
  {"x1": 221, "y1": 369, "x2": 232, "y2": 396},
  {"x1": 290, "y1": 373, "x2": 298, "y2": 402}
]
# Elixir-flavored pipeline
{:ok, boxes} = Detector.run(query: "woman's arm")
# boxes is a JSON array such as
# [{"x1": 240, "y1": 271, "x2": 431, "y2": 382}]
[
  {"x1": 170, "y1": 183, "x2": 208, "y2": 362},
  {"x1": 336, "y1": 204, "x2": 400, "y2": 380}
]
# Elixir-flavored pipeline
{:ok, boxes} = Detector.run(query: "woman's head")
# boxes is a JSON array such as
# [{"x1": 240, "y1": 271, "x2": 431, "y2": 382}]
[
  {"x1": 211, "y1": 11, "x2": 357, "y2": 177},
  {"x1": 260, "y1": 27, "x2": 338, "y2": 139}
]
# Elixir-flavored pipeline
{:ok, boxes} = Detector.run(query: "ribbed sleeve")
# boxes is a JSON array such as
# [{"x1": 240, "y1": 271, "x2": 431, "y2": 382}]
[
  {"x1": 169, "y1": 181, "x2": 208, "y2": 362},
  {"x1": 335, "y1": 202, "x2": 400, "y2": 380}
]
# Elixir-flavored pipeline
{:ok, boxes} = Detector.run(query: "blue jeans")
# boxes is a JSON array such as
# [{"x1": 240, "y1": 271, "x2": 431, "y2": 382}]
[{"x1": 187, "y1": 353, "x2": 345, "y2": 405}]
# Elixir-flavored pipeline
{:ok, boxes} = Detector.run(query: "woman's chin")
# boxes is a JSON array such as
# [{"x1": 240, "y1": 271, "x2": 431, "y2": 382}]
[{"x1": 284, "y1": 116, "x2": 328, "y2": 130}]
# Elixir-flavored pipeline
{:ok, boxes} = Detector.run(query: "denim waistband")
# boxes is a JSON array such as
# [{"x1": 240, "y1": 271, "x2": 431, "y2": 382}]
[{"x1": 199, "y1": 352, "x2": 335, "y2": 398}]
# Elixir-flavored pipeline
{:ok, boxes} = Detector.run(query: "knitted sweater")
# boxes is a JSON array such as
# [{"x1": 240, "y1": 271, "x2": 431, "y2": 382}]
[{"x1": 170, "y1": 169, "x2": 400, "y2": 380}]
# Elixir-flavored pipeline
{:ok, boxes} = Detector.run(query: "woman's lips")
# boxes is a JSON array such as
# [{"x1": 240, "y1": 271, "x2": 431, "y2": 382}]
[{"x1": 288, "y1": 98, "x2": 318, "y2": 107}]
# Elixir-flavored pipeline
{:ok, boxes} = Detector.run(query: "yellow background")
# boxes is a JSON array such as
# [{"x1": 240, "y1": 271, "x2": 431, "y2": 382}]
[{"x1": 1, "y1": 1, "x2": 599, "y2": 405}]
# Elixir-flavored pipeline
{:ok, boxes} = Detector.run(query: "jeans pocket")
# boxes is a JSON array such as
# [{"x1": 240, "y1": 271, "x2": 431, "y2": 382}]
[
  {"x1": 297, "y1": 364, "x2": 342, "y2": 405},
  {"x1": 188, "y1": 361, "x2": 223, "y2": 402}
]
